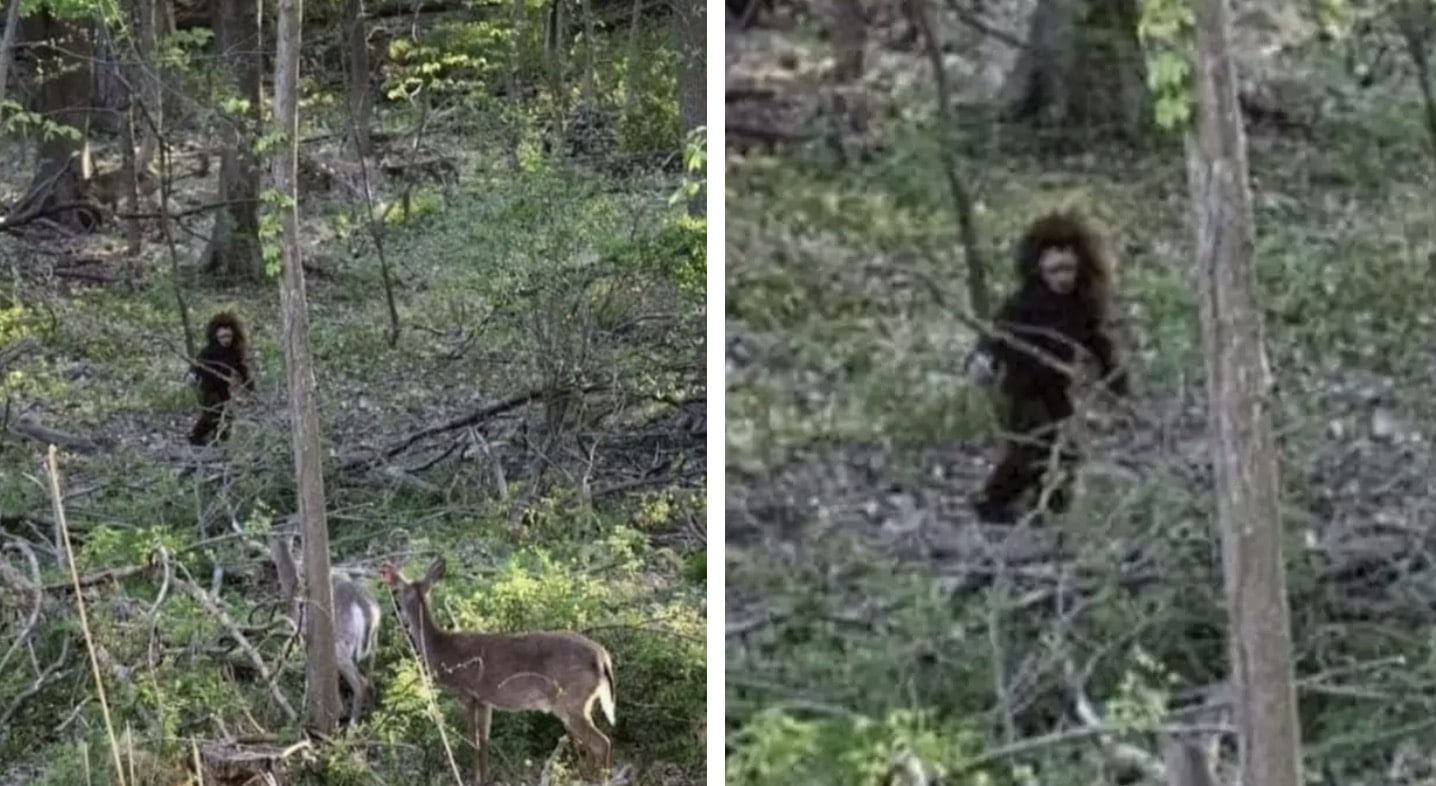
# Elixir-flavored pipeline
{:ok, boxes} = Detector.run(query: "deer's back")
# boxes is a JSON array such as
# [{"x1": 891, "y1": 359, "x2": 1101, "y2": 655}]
[{"x1": 431, "y1": 630, "x2": 608, "y2": 708}]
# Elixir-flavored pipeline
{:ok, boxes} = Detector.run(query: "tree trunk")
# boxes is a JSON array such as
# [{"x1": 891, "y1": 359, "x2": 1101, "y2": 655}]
[
  {"x1": 344, "y1": 0, "x2": 373, "y2": 156},
  {"x1": 670, "y1": 0, "x2": 703, "y2": 215},
  {"x1": 13, "y1": 13, "x2": 97, "y2": 233},
  {"x1": 133, "y1": 0, "x2": 164, "y2": 172},
  {"x1": 507, "y1": 0, "x2": 526, "y2": 168},
  {"x1": 546, "y1": 0, "x2": 567, "y2": 149},
  {"x1": 275, "y1": 0, "x2": 341, "y2": 733},
  {"x1": 1188, "y1": 0, "x2": 1303, "y2": 782},
  {"x1": 579, "y1": 0, "x2": 595, "y2": 103},
  {"x1": 1002, "y1": 0, "x2": 1148, "y2": 140},
  {"x1": 203, "y1": 0, "x2": 263, "y2": 279},
  {"x1": 0, "y1": 0, "x2": 23, "y2": 104}
]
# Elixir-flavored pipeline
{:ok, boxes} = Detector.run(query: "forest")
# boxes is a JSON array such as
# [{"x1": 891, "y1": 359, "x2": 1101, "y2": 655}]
[
  {"x1": 726, "y1": 0, "x2": 1436, "y2": 784},
  {"x1": 0, "y1": 0, "x2": 706, "y2": 781}
]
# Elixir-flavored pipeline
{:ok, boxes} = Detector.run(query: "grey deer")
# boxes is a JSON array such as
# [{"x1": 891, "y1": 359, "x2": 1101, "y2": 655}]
[
  {"x1": 269, "y1": 532, "x2": 383, "y2": 725},
  {"x1": 380, "y1": 557, "x2": 617, "y2": 785}
]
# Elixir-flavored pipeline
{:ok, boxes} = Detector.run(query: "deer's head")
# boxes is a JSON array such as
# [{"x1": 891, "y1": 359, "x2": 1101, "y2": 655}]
[{"x1": 380, "y1": 557, "x2": 447, "y2": 643}]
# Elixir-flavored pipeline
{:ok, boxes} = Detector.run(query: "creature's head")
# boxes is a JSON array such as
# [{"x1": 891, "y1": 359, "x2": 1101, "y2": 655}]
[
  {"x1": 205, "y1": 312, "x2": 246, "y2": 350},
  {"x1": 1014, "y1": 212, "x2": 1110, "y2": 302}
]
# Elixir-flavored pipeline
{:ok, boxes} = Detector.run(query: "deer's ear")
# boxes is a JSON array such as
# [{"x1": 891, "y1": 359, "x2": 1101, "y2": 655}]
[
  {"x1": 379, "y1": 564, "x2": 398, "y2": 586},
  {"x1": 426, "y1": 557, "x2": 446, "y2": 583}
]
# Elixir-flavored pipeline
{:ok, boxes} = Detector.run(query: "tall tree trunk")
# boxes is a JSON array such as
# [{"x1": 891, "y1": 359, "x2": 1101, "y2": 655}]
[
  {"x1": 579, "y1": 0, "x2": 595, "y2": 103},
  {"x1": 0, "y1": 0, "x2": 23, "y2": 104},
  {"x1": 203, "y1": 0, "x2": 263, "y2": 279},
  {"x1": 274, "y1": 0, "x2": 341, "y2": 733},
  {"x1": 546, "y1": 0, "x2": 567, "y2": 148},
  {"x1": 1188, "y1": 0, "x2": 1303, "y2": 783},
  {"x1": 1002, "y1": 0, "x2": 1148, "y2": 140},
  {"x1": 133, "y1": 0, "x2": 163, "y2": 172},
  {"x1": 671, "y1": 0, "x2": 704, "y2": 215},
  {"x1": 507, "y1": 0, "x2": 525, "y2": 168},
  {"x1": 344, "y1": 0, "x2": 372, "y2": 156},
  {"x1": 13, "y1": 13, "x2": 96, "y2": 232}
]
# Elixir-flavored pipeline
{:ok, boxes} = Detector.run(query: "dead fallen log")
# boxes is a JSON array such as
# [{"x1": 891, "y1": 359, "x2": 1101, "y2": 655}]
[
  {"x1": 4, "y1": 410, "x2": 101, "y2": 452},
  {"x1": 341, "y1": 383, "x2": 608, "y2": 471},
  {"x1": 200, "y1": 738, "x2": 315, "y2": 786}
]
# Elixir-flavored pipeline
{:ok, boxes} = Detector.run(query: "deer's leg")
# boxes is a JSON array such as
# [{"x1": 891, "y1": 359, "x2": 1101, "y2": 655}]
[
  {"x1": 472, "y1": 702, "x2": 493, "y2": 786},
  {"x1": 336, "y1": 656, "x2": 365, "y2": 725}
]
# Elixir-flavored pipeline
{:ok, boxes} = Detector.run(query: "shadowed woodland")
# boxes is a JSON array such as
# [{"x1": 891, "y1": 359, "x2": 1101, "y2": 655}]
[
  {"x1": 0, "y1": 0, "x2": 706, "y2": 781},
  {"x1": 726, "y1": 0, "x2": 1436, "y2": 783}
]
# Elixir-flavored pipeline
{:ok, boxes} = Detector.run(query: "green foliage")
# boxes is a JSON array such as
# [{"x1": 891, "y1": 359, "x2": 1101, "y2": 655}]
[
  {"x1": 1137, "y1": 0, "x2": 1194, "y2": 132},
  {"x1": 615, "y1": 29, "x2": 682, "y2": 154},
  {"x1": 383, "y1": 34, "x2": 497, "y2": 99},
  {"x1": 728, "y1": 708, "x2": 984, "y2": 786},
  {"x1": 0, "y1": 99, "x2": 84, "y2": 141},
  {"x1": 670, "y1": 126, "x2": 707, "y2": 208},
  {"x1": 259, "y1": 188, "x2": 292, "y2": 277},
  {"x1": 607, "y1": 211, "x2": 706, "y2": 298}
]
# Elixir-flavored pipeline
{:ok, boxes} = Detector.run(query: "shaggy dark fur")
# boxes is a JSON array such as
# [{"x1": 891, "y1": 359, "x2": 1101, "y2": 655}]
[
  {"x1": 971, "y1": 212, "x2": 1129, "y2": 523},
  {"x1": 189, "y1": 312, "x2": 254, "y2": 446}
]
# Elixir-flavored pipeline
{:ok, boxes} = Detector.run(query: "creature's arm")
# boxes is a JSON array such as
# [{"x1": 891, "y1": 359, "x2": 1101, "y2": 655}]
[{"x1": 966, "y1": 301, "x2": 1023, "y2": 385}]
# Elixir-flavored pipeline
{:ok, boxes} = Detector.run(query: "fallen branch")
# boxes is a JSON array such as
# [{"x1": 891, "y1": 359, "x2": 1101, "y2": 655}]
[
  {"x1": 0, "y1": 337, "x2": 40, "y2": 371},
  {"x1": 343, "y1": 383, "x2": 607, "y2": 470},
  {"x1": 173, "y1": 569, "x2": 298, "y2": 722},
  {"x1": 5, "y1": 410, "x2": 101, "y2": 452}
]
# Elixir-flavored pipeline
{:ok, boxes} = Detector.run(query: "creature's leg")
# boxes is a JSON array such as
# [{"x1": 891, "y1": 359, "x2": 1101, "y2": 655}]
[
  {"x1": 974, "y1": 444, "x2": 1042, "y2": 523},
  {"x1": 975, "y1": 396, "x2": 1049, "y2": 522},
  {"x1": 190, "y1": 405, "x2": 222, "y2": 445}
]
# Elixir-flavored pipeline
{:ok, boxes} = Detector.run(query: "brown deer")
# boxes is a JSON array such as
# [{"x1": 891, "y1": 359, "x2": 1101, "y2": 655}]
[
  {"x1": 380, "y1": 557, "x2": 617, "y2": 785},
  {"x1": 269, "y1": 532, "x2": 383, "y2": 725}
]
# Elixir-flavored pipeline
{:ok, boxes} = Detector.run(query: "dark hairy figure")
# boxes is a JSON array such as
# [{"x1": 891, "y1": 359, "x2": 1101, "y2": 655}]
[
  {"x1": 188, "y1": 311, "x2": 254, "y2": 446},
  {"x1": 970, "y1": 212, "x2": 1129, "y2": 524}
]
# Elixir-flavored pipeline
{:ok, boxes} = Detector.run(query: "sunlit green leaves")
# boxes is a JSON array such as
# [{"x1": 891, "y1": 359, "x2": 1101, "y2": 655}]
[{"x1": 1137, "y1": 0, "x2": 1194, "y2": 132}]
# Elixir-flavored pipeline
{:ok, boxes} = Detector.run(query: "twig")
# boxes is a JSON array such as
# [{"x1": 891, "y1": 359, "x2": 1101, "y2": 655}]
[{"x1": 172, "y1": 566, "x2": 298, "y2": 722}]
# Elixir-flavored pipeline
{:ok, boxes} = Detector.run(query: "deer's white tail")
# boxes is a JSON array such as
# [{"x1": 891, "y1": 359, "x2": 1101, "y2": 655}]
[{"x1": 596, "y1": 653, "x2": 616, "y2": 725}]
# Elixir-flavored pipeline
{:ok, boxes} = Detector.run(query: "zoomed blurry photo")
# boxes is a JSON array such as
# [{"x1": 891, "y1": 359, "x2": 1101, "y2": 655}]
[{"x1": 726, "y1": 0, "x2": 1436, "y2": 784}]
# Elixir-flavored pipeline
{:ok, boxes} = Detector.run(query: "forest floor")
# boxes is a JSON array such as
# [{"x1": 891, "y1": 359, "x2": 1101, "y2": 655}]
[
  {"x1": 0, "y1": 126, "x2": 706, "y2": 785},
  {"x1": 725, "y1": 17, "x2": 1436, "y2": 786}
]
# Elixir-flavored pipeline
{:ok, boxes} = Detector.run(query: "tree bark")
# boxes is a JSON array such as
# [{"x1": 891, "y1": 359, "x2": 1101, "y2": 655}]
[
  {"x1": 1002, "y1": 0, "x2": 1148, "y2": 140},
  {"x1": 670, "y1": 0, "x2": 703, "y2": 215},
  {"x1": 133, "y1": 0, "x2": 164, "y2": 172},
  {"x1": 545, "y1": 0, "x2": 568, "y2": 150},
  {"x1": 12, "y1": 13, "x2": 97, "y2": 233},
  {"x1": 344, "y1": 0, "x2": 373, "y2": 156},
  {"x1": 0, "y1": 0, "x2": 23, "y2": 104},
  {"x1": 275, "y1": 0, "x2": 341, "y2": 733},
  {"x1": 203, "y1": 0, "x2": 264, "y2": 279},
  {"x1": 580, "y1": 0, "x2": 595, "y2": 103},
  {"x1": 1187, "y1": 0, "x2": 1303, "y2": 783}
]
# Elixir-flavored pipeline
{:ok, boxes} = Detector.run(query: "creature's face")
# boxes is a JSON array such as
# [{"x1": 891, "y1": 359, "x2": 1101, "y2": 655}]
[
  {"x1": 215, "y1": 327, "x2": 234, "y2": 347},
  {"x1": 1038, "y1": 247, "x2": 1079, "y2": 295}
]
